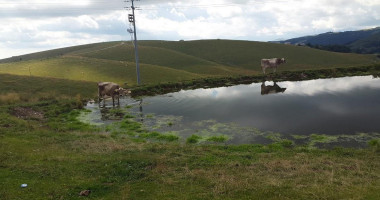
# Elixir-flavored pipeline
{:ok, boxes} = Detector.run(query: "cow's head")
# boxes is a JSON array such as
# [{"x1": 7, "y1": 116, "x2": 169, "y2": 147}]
[
  {"x1": 115, "y1": 87, "x2": 132, "y2": 96},
  {"x1": 281, "y1": 58, "x2": 286, "y2": 63}
]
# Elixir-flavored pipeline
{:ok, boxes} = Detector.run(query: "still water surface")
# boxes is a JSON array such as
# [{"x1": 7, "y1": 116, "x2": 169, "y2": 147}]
[
  {"x1": 133, "y1": 75, "x2": 380, "y2": 135},
  {"x1": 83, "y1": 75, "x2": 380, "y2": 146}
]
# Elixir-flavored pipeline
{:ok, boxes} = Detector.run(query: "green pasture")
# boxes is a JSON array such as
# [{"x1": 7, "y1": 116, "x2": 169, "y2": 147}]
[
  {"x1": 139, "y1": 40, "x2": 378, "y2": 70},
  {"x1": 0, "y1": 40, "x2": 379, "y2": 199},
  {"x1": 1, "y1": 40, "x2": 378, "y2": 87},
  {"x1": 0, "y1": 56, "x2": 203, "y2": 86}
]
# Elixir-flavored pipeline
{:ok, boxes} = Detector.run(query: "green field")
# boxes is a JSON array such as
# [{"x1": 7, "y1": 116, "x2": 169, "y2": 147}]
[
  {"x1": 0, "y1": 40, "x2": 379, "y2": 199},
  {"x1": 1, "y1": 40, "x2": 378, "y2": 86}
]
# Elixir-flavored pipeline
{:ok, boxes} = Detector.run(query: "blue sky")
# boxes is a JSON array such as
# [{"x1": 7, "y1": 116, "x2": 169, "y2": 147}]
[{"x1": 0, "y1": 0, "x2": 379, "y2": 59}]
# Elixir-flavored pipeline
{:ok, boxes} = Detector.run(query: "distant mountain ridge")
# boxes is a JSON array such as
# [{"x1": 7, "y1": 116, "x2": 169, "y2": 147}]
[{"x1": 277, "y1": 27, "x2": 380, "y2": 54}]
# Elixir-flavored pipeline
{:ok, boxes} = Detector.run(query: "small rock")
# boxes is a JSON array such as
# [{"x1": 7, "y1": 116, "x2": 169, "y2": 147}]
[
  {"x1": 20, "y1": 184, "x2": 27, "y2": 188},
  {"x1": 79, "y1": 190, "x2": 91, "y2": 196}
]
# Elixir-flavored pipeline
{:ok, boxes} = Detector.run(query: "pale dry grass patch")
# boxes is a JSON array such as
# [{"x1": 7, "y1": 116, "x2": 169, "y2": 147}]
[
  {"x1": 118, "y1": 184, "x2": 131, "y2": 200},
  {"x1": 70, "y1": 138, "x2": 128, "y2": 154},
  {"x1": 223, "y1": 152, "x2": 378, "y2": 198},
  {"x1": 182, "y1": 167, "x2": 254, "y2": 197},
  {"x1": 151, "y1": 156, "x2": 172, "y2": 174},
  {"x1": 0, "y1": 92, "x2": 21, "y2": 104}
]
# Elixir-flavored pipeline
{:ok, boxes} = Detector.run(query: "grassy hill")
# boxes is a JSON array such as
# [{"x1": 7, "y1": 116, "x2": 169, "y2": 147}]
[
  {"x1": 0, "y1": 42, "x2": 122, "y2": 63},
  {"x1": 139, "y1": 40, "x2": 376, "y2": 69},
  {"x1": 0, "y1": 56, "x2": 203, "y2": 86},
  {"x1": 0, "y1": 40, "x2": 378, "y2": 86}
]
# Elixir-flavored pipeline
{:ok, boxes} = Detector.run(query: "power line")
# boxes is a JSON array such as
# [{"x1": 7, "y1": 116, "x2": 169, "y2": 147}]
[{"x1": 0, "y1": 0, "x2": 289, "y2": 10}]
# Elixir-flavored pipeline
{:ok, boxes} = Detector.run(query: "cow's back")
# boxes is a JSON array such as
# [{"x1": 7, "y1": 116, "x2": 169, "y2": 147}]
[{"x1": 98, "y1": 82, "x2": 120, "y2": 96}]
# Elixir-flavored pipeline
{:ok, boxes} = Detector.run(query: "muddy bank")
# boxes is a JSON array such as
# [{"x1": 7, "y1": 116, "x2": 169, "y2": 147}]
[{"x1": 131, "y1": 64, "x2": 380, "y2": 97}]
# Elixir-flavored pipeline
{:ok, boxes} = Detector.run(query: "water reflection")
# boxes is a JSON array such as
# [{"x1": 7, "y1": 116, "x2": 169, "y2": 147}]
[
  {"x1": 83, "y1": 76, "x2": 380, "y2": 142},
  {"x1": 133, "y1": 75, "x2": 380, "y2": 135},
  {"x1": 261, "y1": 81, "x2": 286, "y2": 95},
  {"x1": 138, "y1": 99, "x2": 144, "y2": 122},
  {"x1": 283, "y1": 75, "x2": 380, "y2": 96}
]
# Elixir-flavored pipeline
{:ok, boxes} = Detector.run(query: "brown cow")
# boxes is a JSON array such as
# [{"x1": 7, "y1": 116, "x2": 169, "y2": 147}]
[
  {"x1": 261, "y1": 58, "x2": 286, "y2": 74},
  {"x1": 97, "y1": 82, "x2": 131, "y2": 107}
]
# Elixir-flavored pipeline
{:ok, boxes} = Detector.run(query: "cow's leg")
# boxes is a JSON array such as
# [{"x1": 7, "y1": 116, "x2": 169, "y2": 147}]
[
  {"x1": 103, "y1": 96, "x2": 106, "y2": 108},
  {"x1": 274, "y1": 66, "x2": 277, "y2": 73},
  {"x1": 262, "y1": 67, "x2": 266, "y2": 74},
  {"x1": 112, "y1": 96, "x2": 115, "y2": 107},
  {"x1": 117, "y1": 96, "x2": 120, "y2": 106}
]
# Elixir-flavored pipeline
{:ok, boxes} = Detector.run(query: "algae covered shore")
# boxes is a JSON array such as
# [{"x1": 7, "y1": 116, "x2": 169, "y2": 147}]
[{"x1": 0, "y1": 99, "x2": 379, "y2": 199}]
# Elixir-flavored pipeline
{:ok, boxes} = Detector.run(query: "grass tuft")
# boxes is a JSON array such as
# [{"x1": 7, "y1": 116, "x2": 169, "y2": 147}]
[
  {"x1": 186, "y1": 134, "x2": 202, "y2": 144},
  {"x1": 368, "y1": 139, "x2": 380, "y2": 152},
  {"x1": 140, "y1": 132, "x2": 179, "y2": 142},
  {"x1": 206, "y1": 135, "x2": 229, "y2": 143}
]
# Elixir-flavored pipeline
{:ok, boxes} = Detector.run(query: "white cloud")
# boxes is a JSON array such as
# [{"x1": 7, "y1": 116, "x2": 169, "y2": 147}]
[
  {"x1": 170, "y1": 8, "x2": 186, "y2": 19},
  {"x1": 282, "y1": 76, "x2": 380, "y2": 96},
  {"x1": 0, "y1": 0, "x2": 379, "y2": 59},
  {"x1": 171, "y1": 75, "x2": 380, "y2": 102}
]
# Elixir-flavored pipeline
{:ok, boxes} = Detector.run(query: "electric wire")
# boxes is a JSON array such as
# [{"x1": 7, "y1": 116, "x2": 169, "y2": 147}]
[{"x1": 0, "y1": 0, "x2": 290, "y2": 11}]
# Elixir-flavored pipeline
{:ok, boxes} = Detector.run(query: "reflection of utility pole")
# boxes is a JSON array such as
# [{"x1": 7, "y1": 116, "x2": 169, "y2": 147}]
[
  {"x1": 127, "y1": 0, "x2": 141, "y2": 85},
  {"x1": 139, "y1": 99, "x2": 143, "y2": 122}
]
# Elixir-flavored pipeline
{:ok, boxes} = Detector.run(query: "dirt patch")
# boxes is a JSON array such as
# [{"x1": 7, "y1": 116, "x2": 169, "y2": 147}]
[{"x1": 12, "y1": 107, "x2": 44, "y2": 120}]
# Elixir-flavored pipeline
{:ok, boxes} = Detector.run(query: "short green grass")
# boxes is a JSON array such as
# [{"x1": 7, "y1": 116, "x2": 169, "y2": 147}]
[
  {"x1": 0, "y1": 100, "x2": 379, "y2": 199},
  {"x1": 140, "y1": 40, "x2": 377, "y2": 70},
  {"x1": 1, "y1": 40, "x2": 378, "y2": 87},
  {"x1": 0, "y1": 40, "x2": 379, "y2": 199},
  {"x1": 0, "y1": 56, "x2": 203, "y2": 86}
]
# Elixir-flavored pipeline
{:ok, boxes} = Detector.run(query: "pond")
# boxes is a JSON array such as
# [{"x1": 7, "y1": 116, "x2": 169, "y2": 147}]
[{"x1": 81, "y1": 75, "x2": 380, "y2": 147}]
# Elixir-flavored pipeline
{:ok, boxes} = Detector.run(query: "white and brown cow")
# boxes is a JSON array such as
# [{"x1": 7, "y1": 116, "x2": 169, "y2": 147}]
[
  {"x1": 97, "y1": 82, "x2": 130, "y2": 107},
  {"x1": 261, "y1": 58, "x2": 286, "y2": 74}
]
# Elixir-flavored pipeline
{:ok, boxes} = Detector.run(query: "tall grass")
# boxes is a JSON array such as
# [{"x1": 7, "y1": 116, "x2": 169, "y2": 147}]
[
  {"x1": 0, "y1": 92, "x2": 21, "y2": 104},
  {"x1": 0, "y1": 73, "x2": 97, "y2": 103}
]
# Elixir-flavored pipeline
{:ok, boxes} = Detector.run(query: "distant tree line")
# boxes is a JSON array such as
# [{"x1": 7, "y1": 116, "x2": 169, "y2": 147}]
[
  {"x1": 305, "y1": 43, "x2": 380, "y2": 54},
  {"x1": 306, "y1": 43, "x2": 352, "y2": 53}
]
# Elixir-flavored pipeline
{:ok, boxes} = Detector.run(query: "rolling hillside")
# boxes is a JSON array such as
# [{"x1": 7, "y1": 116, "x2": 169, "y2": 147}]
[{"x1": 0, "y1": 40, "x2": 378, "y2": 86}]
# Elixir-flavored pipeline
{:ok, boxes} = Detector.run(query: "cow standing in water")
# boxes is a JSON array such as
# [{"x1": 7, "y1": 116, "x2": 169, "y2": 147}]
[
  {"x1": 261, "y1": 58, "x2": 286, "y2": 74},
  {"x1": 97, "y1": 82, "x2": 130, "y2": 107}
]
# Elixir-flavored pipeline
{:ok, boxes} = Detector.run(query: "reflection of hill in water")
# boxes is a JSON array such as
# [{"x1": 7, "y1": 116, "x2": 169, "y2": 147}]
[{"x1": 80, "y1": 76, "x2": 380, "y2": 147}]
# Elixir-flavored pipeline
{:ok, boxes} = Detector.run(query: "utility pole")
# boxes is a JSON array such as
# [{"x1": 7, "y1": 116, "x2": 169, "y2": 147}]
[{"x1": 127, "y1": 0, "x2": 141, "y2": 85}]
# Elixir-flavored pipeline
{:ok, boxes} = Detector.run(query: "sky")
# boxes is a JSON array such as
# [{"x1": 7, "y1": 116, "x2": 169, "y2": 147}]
[{"x1": 0, "y1": 0, "x2": 379, "y2": 59}]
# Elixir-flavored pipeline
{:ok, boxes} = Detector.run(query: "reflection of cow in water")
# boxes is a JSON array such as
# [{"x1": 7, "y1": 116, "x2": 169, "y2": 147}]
[{"x1": 261, "y1": 81, "x2": 286, "y2": 95}]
